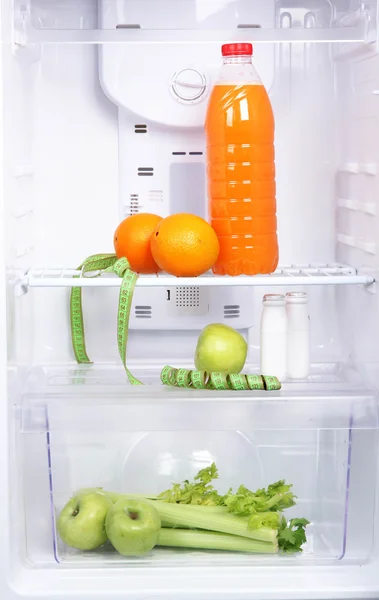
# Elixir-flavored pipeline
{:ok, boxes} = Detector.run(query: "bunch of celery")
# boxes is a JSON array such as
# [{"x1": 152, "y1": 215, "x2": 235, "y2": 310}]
[{"x1": 104, "y1": 463, "x2": 309, "y2": 554}]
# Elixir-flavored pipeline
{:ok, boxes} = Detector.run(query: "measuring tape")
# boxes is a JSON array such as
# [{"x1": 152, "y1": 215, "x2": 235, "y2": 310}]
[
  {"x1": 70, "y1": 254, "x2": 142, "y2": 386},
  {"x1": 70, "y1": 254, "x2": 281, "y2": 391},
  {"x1": 161, "y1": 366, "x2": 281, "y2": 391}
]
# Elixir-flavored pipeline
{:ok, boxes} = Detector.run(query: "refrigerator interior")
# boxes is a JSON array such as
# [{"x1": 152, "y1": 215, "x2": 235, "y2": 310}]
[{"x1": 2, "y1": 0, "x2": 379, "y2": 598}]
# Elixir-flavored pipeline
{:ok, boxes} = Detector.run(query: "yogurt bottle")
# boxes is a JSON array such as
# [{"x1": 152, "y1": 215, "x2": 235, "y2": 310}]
[
  {"x1": 286, "y1": 292, "x2": 310, "y2": 379},
  {"x1": 260, "y1": 294, "x2": 287, "y2": 380}
]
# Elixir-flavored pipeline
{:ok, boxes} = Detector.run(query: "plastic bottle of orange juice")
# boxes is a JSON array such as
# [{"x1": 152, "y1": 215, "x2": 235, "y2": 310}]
[{"x1": 206, "y1": 43, "x2": 278, "y2": 276}]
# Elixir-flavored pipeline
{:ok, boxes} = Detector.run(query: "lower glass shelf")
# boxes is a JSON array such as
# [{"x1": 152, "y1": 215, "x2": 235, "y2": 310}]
[{"x1": 14, "y1": 361, "x2": 374, "y2": 390}]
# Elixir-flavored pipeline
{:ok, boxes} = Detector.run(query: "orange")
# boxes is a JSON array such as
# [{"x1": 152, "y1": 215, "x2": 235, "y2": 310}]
[
  {"x1": 114, "y1": 213, "x2": 162, "y2": 274},
  {"x1": 150, "y1": 213, "x2": 220, "y2": 277}
]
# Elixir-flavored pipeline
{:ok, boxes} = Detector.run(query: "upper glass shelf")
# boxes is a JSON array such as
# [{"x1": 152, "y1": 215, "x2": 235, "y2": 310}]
[
  {"x1": 17, "y1": 264, "x2": 375, "y2": 291},
  {"x1": 22, "y1": 26, "x2": 366, "y2": 44},
  {"x1": 13, "y1": 0, "x2": 372, "y2": 45}
]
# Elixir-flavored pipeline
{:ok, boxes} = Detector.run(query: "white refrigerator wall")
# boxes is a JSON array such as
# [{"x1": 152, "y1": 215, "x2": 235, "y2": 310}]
[
  {"x1": 335, "y1": 42, "x2": 379, "y2": 386},
  {"x1": 2, "y1": 1, "x2": 379, "y2": 599}
]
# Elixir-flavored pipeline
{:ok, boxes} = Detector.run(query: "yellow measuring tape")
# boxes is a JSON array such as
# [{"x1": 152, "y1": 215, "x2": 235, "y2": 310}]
[{"x1": 70, "y1": 254, "x2": 281, "y2": 391}]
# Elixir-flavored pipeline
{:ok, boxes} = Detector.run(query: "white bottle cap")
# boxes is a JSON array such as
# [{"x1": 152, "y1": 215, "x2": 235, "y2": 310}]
[{"x1": 285, "y1": 292, "x2": 308, "y2": 304}]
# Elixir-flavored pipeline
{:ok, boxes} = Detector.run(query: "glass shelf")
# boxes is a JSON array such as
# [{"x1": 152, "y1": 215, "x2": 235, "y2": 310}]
[
  {"x1": 22, "y1": 26, "x2": 365, "y2": 45},
  {"x1": 19, "y1": 264, "x2": 375, "y2": 291}
]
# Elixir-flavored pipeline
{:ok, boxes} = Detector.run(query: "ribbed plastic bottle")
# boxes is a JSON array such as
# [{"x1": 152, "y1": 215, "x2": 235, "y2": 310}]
[{"x1": 206, "y1": 43, "x2": 278, "y2": 276}]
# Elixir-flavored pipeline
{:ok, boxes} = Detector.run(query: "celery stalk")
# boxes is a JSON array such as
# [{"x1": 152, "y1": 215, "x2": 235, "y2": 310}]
[
  {"x1": 98, "y1": 491, "x2": 277, "y2": 544},
  {"x1": 153, "y1": 501, "x2": 277, "y2": 544},
  {"x1": 161, "y1": 521, "x2": 192, "y2": 529},
  {"x1": 157, "y1": 528, "x2": 278, "y2": 554}
]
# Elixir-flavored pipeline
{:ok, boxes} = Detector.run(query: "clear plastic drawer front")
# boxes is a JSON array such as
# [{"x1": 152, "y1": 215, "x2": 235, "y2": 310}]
[{"x1": 20, "y1": 388, "x2": 379, "y2": 567}]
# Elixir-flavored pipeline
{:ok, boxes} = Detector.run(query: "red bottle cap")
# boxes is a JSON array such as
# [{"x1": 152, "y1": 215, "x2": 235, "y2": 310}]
[{"x1": 221, "y1": 43, "x2": 253, "y2": 57}]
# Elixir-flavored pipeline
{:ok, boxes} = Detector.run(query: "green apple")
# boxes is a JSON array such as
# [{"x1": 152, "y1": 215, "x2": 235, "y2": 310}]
[
  {"x1": 195, "y1": 323, "x2": 248, "y2": 374},
  {"x1": 57, "y1": 491, "x2": 113, "y2": 551},
  {"x1": 105, "y1": 499, "x2": 161, "y2": 556}
]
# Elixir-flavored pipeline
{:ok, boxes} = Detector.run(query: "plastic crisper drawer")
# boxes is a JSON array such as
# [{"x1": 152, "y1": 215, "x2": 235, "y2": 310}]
[{"x1": 21, "y1": 387, "x2": 379, "y2": 567}]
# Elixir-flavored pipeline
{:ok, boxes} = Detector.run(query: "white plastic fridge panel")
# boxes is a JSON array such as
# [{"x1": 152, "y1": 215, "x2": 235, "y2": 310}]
[
  {"x1": 99, "y1": 0, "x2": 275, "y2": 31},
  {"x1": 29, "y1": 0, "x2": 276, "y2": 31},
  {"x1": 0, "y1": 18, "x2": 15, "y2": 600},
  {"x1": 29, "y1": 0, "x2": 375, "y2": 33},
  {"x1": 335, "y1": 42, "x2": 379, "y2": 389},
  {"x1": 32, "y1": 45, "x2": 119, "y2": 265},
  {"x1": 8, "y1": 566, "x2": 379, "y2": 600},
  {"x1": 31, "y1": 0, "x2": 98, "y2": 30},
  {"x1": 99, "y1": 43, "x2": 274, "y2": 127}
]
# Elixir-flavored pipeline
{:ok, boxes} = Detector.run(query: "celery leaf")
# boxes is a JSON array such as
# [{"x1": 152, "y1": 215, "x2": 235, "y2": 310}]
[
  {"x1": 158, "y1": 462, "x2": 221, "y2": 506},
  {"x1": 220, "y1": 480, "x2": 296, "y2": 518},
  {"x1": 278, "y1": 517, "x2": 310, "y2": 553}
]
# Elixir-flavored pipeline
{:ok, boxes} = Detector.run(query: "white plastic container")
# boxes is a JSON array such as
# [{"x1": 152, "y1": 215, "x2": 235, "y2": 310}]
[
  {"x1": 286, "y1": 292, "x2": 310, "y2": 380},
  {"x1": 260, "y1": 294, "x2": 287, "y2": 380}
]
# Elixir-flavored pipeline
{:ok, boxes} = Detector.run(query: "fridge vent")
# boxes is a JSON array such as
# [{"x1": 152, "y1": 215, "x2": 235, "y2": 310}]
[
  {"x1": 134, "y1": 124, "x2": 147, "y2": 134},
  {"x1": 127, "y1": 194, "x2": 139, "y2": 216},
  {"x1": 176, "y1": 287, "x2": 200, "y2": 308},
  {"x1": 148, "y1": 190, "x2": 163, "y2": 202},
  {"x1": 138, "y1": 167, "x2": 154, "y2": 177},
  {"x1": 135, "y1": 305, "x2": 152, "y2": 319},
  {"x1": 172, "y1": 151, "x2": 203, "y2": 156},
  {"x1": 117, "y1": 24, "x2": 141, "y2": 29},
  {"x1": 224, "y1": 305, "x2": 241, "y2": 319}
]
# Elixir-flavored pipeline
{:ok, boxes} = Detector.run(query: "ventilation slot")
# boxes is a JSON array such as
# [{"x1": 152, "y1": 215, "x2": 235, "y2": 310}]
[
  {"x1": 189, "y1": 152, "x2": 203, "y2": 156},
  {"x1": 135, "y1": 124, "x2": 147, "y2": 134},
  {"x1": 224, "y1": 305, "x2": 240, "y2": 319},
  {"x1": 127, "y1": 194, "x2": 139, "y2": 216},
  {"x1": 117, "y1": 24, "x2": 141, "y2": 29},
  {"x1": 135, "y1": 305, "x2": 152, "y2": 319},
  {"x1": 138, "y1": 167, "x2": 154, "y2": 177},
  {"x1": 172, "y1": 152, "x2": 186, "y2": 156},
  {"x1": 176, "y1": 287, "x2": 200, "y2": 308}
]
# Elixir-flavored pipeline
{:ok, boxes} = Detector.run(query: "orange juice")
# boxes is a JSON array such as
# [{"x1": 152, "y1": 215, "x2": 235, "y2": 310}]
[{"x1": 206, "y1": 43, "x2": 278, "y2": 276}]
